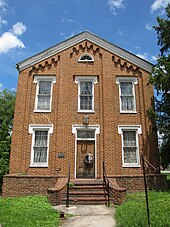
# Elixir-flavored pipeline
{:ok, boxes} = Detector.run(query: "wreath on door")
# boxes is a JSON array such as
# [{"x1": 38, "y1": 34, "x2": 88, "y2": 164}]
[{"x1": 84, "y1": 153, "x2": 93, "y2": 165}]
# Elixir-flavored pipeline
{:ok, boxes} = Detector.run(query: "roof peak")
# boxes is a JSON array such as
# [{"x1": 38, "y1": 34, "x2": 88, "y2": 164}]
[{"x1": 17, "y1": 31, "x2": 153, "y2": 73}]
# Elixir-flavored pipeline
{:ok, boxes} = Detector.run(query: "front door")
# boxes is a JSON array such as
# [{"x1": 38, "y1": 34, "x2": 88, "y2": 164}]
[{"x1": 76, "y1": 141, "x2": 95, "y2": 178}]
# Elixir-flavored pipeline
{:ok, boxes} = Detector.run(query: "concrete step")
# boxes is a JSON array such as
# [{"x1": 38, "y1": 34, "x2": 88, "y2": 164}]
[
  {"x1": 69, "y1": 190, "x2": 108, "y2": 197},
  {"x1": 70, "y1": 185, "x2": 105, "y2": 190},
  {"x1": 61, "y1": 196, "x2": 108, "y2": 205}
]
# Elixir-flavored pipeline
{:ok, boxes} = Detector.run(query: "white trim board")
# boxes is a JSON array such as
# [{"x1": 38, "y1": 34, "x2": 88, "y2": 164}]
[{"x1": 16, "y1": 31, "x2": 153, "y2": 73}]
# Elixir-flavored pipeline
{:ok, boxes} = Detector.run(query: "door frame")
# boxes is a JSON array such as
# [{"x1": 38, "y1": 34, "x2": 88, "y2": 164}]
[{"x1": 72, "y1": 125, "x2": 100, "y2": 179}]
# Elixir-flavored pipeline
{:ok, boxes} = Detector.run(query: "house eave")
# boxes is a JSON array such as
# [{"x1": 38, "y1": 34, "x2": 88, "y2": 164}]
[{"x1": 16, "y1": 31, "x2": 153, "y2": 73}]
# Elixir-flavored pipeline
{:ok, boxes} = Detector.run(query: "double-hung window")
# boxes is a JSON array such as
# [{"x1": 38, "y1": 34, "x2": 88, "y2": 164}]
[
  {"x1": 75, "y1": 76, "x2": 98, "y2": 112},
  {"x1": 116, "y1": 77, "x2": 138, "y2": 113},
  {"x1": 34, "y1": 76, "x2": 56, "y2": 112},
  {"x1": 29, "y1": 124, "x2": 53, "y2": 167},
  {"x1": 80, "y1": 81, "x2": 93, "y2": 110},
  {"x1": 118, "y1": 125, "x2": 141, "y2": 167}
]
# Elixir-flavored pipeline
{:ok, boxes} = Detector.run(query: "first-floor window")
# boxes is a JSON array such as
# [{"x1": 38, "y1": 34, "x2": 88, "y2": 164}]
[
  {"x1": 118, "y1": 125, "x2": 141, "y2": 167},
  {"x1": 29, "y1": 124, "x2": 53, "y2": 167},
  {"x1": 33, "y1": 130, "x2": 48, "y2": 163},
  {"x1": 123, "y1": 131, "x2": 137, "y2": 164}
]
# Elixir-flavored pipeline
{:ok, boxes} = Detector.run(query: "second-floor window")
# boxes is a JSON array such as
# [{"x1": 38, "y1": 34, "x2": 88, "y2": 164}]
[
  {"x1": 116, "y1": 77, "x2": 138, "y2": 113},
  {"x1": 120, "y1": 82, "x2": 135, "y2": 111},
  {"x1": 75, "y1": 76, "x2": 98, "y2": 112},
  {"x1": 80, "y1": 81, "x2": 93, "y2": 110},
  {"x1": 34, "y1": 76, "x2": 56, "y2": 112}
]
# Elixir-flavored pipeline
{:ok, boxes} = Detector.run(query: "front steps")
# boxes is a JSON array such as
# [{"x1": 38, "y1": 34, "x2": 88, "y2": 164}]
[
  {"x1": 47, "y1": 178, "x2": 126, "y2": 206},
  {"x1": 61, "y1": 179, "x2": 109, "y2": 205}
]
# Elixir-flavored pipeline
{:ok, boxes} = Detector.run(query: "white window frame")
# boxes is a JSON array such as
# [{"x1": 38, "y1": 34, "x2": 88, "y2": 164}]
[
  {"x1": 75, "y1": 76, "x2": 98, "y2": 113},
  {"x1": 34, "y1": 75, "x2": 56, "y2": 112},
  {"x1": 118, "y1": 125, "x2": 142, "y2": 167},
  {"x1": 29, "y1": 124, "x2": 53, "y2": 167},
  {"x1": 116, "y1": 77, "x2": 138, "y2": 113},
  {"x1": 78, "y1": 53, "x2": 94, "y2": 62}
]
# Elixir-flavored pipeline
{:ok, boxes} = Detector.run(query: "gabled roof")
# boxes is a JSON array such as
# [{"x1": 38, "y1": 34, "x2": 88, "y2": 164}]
[{"x1": 16, "y1": 31, "x2": 153, "y2": 73}]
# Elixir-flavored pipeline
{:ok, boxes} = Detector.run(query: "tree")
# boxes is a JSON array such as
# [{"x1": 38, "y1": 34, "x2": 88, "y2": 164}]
[
  {"x1": 149, "y1": 4, "x2": 170, "y2": 169},
  {"x1": 0, "y1": 89, "x2": 16, "y2": 191}
]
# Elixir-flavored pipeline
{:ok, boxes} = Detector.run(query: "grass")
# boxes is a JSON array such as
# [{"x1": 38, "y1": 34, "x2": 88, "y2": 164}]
[
  {"x1": 115, "y1": 191, "x2": 170, "y2": 227},
  {"x1": 0, "y1": 195, "x2": 59, "y2": 227}
]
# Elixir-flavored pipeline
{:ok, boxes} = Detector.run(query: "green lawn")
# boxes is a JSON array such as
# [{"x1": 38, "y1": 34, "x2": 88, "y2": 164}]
[
  {"x1": 115, "y1": 191, "x2": 170, "y2": 227},
  {"x1": 0, "y1": 195, "x2": 59, "y2": 227}
]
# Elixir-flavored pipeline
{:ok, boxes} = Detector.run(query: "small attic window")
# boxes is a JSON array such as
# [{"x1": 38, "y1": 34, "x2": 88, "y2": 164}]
[{"x1": 78, "y1": 53, "x2": 94, "y2": 62}]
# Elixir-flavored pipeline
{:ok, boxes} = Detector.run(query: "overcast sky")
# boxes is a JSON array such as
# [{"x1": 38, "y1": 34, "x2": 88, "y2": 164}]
[{"x1": 0, "y1": 0, "x2": 169, "y2": 90}]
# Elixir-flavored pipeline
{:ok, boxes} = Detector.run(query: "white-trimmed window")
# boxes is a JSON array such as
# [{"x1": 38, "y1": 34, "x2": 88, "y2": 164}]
[
  {"x1": 116, "y1": 77, "x2": 138, "y2": 113},
  {"x1": 29, "y1": 124, "x2": 53, "y2": 167},
  {"x1": 118, "y1": 125, "x2": 142, "y2": 167},
  {"x1": 75, "y1": 76, "x2": 97, "y2": 112},
  {"x1": 34, "y1": 76, "x2": 56, "y2": 112},
  {"x1": 78, "y1": 53, "x2": 94, "y2": 62}
]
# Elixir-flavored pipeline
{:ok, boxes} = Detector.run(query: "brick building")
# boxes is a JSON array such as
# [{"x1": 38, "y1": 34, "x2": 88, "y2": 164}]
[{"x1": 2, "y1": 31, "x2": 166, "y2": 202}]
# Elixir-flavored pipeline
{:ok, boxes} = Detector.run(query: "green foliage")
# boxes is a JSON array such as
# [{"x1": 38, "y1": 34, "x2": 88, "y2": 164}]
[
  {"x1": 115, "y1": 191, "x2": 170, "y2": 227},
  {"x1": 0, "y1": 89, "x2": 16, "y2": 190},
  {"x1": 149, "y1": 4, "x2": 170, "y2": 168},
  {"x1": 0, "y1": 195, "x2": 59, "y2": 227}
]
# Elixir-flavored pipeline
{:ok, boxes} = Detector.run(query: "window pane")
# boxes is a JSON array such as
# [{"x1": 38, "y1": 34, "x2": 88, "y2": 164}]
[
  {"x1": 39, "y1": 81, "x2": 51, "y2": 95},
  {"x1": 120, "y1": 82, "x2": 133, "y2": 95},
  {"x1": 80, "y1": 81, "x2": 92, "y2": 95},
  {"x1": 34, "y1": 147, "x2": 47, "y2": 163},
  {"x1": 80, "y1": 54, "x2": 92, "y2": 61},
  {"x1": 124, "y1": 147, "x2": 137, "y2": 163},
  {"x1": 37, "y1": 95, "x2": 50, "y2": 110},
  {"x1": 34, "y1": 131, "x2": 48, "y2": 146},
  {"x1": 77, "y1": 130, "x2": 95, "y2": 139},
  {"x1": 123, "y1": 131, "x2": 136, "y2": 147},
  {"x1": 34, "y1": 131, "x2": 48, "y2": 163},
  {"x1": 80, "y1": 96, "x2": 92, "y2": 110},
  {"x1": 121, "y1": 96, "x2": 134, "y2": 111}
]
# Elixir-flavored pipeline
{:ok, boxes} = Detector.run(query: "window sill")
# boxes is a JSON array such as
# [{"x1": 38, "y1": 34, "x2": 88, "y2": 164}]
[
  {"x1": 123, "y1": 164, "x2": 141, "y2": 168},
  {"x1": 78, "y1": 60, "x2": 94, "y2": 63},
  {"x1": 30, "y1": 164, "x2": 48, "y2": 168},
  {"x1": 78, "y1": 110, "x2": 95, "y2": 113},
  {"x1": 120, "y1": 111, "x2": 137, "y2": 114},
  {"x1": 34, "y1": 110, "x2": 51, "y2": 113}
]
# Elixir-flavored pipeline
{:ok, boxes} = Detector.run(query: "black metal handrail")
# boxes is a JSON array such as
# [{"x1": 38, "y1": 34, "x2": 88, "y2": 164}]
[
  {"x1": 103, "y1": 161, "x2": 110, "y2": 207},
  {"x1": 66, "y1": 162, "x2": 70, "y2": 207},
  {"x1": 143, "y1": 157, "x2": 158, "y2": 171}
]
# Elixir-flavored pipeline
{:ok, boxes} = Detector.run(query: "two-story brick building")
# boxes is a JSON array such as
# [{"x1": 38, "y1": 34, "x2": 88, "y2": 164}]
[{"x1": 2, "y1": 31, "x2": 166, "y2": 203}]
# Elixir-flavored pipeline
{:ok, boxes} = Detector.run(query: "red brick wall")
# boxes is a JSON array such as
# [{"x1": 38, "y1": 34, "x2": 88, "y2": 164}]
[
  {"x1": 2, "y1": 175, "x2": 57, "y2": 197},
  {"x1": 113, "y1": 174, "x2": 167, "y2": 191},
  {"x1": 9, "y1": 40, "x2": 160, "y2": 179}
]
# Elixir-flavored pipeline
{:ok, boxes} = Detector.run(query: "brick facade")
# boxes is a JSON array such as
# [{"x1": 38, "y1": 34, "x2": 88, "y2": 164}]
[{"x1": 2, "y1": 31, "x2": 166, "y2": 198}]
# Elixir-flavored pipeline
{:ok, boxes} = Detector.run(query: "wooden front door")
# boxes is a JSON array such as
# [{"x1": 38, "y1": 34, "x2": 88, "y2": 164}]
[{"x1": 76, "y1": 141, "x2": 95, "y2": 178}]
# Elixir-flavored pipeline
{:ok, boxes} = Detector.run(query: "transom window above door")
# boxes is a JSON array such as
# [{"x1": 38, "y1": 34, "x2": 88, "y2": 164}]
[
  {"x1": 77, "y1": 130, "x2": 95, "y2": 139},
  {"x1": 75, "y1": 76, "x2": 98, "y2": 112}
]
